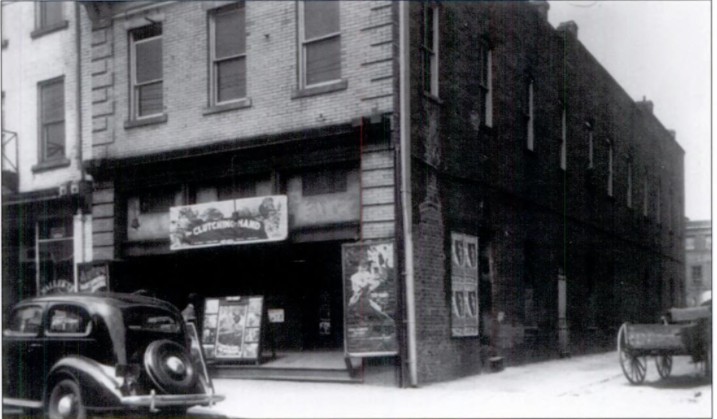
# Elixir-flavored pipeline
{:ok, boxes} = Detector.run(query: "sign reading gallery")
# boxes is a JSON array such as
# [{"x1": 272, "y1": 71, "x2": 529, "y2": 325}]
[{"x1": 169, "y1": 195, "x2": 288, "y2": 250}]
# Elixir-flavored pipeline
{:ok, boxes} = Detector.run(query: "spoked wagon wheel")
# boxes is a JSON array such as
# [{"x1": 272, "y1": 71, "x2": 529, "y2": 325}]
[
  {"x1": 655, "y1": 355, "x2": 673, "y2": 379},
  {"x1": 618, "y1": 323, "x2": 647, "y2": 384}
]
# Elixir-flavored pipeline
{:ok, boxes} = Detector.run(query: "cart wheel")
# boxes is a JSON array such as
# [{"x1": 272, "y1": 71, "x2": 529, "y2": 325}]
[
  {"x1": 655, "y1": 355, "x2": 672, "y2": 379},
  {"x1": 618, "y1": 323, "x2": 647, "y2": 385}
]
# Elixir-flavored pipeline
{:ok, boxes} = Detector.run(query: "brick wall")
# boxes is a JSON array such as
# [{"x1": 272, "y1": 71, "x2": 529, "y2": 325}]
[
  {"x1": 85, "y1": 1, "x2": 394, "y2": 160},
  {"x1": 408, "y1": 2, "x2": 685, "y2": 383}
]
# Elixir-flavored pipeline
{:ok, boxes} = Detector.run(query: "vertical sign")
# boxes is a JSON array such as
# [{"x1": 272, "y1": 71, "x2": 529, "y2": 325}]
[
  {"x1": 342, "y1": 241, "x2": 398, "y2": 356},
  {"x1": 451, "y1": 232, "x2": 479, "y2": 337}
]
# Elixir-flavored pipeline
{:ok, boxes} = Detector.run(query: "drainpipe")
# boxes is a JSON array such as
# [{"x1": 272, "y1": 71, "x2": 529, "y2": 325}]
[{"x1": 399, "y1": 0, "x2": 418, "y2": 388}]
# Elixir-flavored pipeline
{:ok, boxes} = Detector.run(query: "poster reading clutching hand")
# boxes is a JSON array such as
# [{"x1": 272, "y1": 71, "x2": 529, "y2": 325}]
[
  {"x1": 342, "y1": 241, "x2": 398, "y2": 356},
  {"x1": 451, "y1": 232, "x2": 479, "y2": 337}
]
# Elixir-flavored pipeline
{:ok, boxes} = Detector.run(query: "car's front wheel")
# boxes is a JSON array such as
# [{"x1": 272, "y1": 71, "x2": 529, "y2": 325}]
[{"x1": 47, "y1": 379, "x2": 86, "y2": 419}]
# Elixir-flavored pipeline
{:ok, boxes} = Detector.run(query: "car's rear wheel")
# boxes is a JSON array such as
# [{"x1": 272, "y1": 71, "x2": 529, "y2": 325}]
[
  {"x1": 47, "y1": 379, "x2": 86, "y2": 419},
  {"x1": 144, "y1": 339, "x2": 197, "y2": 394}
]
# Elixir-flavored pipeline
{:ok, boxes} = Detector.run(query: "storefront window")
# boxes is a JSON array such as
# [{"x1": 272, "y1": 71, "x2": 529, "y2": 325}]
[{"x1": 37, "y1": 218, "x2": 74, "y2": 295}]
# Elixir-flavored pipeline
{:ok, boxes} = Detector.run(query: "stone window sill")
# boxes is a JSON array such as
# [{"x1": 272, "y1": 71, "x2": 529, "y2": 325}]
[
  {"x1": 32, "y1": 158, "x2": 71, "y2": 173},
  {"x1": 31, "y1": 21, "x2": 69, "y2": 39},
  {"x1": 203, "y1": 98, "x2": 252, "y2": 116},
  {"x1": 124, "y1": 114, "x2": 168, "y2": 130},
  {"x1": 292, "y1": 79, "x2": 348, "y2": 99}
]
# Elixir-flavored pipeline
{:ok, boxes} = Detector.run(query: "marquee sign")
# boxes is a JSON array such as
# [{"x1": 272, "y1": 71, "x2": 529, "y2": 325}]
[{"x1": 169, "y1": 195, "x2": 288, "y2": 250}]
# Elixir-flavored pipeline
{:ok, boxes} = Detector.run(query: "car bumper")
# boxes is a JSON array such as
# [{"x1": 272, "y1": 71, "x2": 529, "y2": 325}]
[{"x1": 121, "y1": 392, "x2": 225, "y2": 409}]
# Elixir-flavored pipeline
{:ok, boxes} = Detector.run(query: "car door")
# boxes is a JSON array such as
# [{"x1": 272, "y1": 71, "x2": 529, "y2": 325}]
[
  {"x1": 3, "y1": 304, "x2": 46, "y2": 403},
  {"x1": 44, "y1": 303, "x2": 96, "y2": 377}
]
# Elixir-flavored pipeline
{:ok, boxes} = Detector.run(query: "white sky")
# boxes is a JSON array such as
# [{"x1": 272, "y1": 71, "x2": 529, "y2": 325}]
[{"x1": 547, "y1": 0, "x2": 711, "y2": 221}]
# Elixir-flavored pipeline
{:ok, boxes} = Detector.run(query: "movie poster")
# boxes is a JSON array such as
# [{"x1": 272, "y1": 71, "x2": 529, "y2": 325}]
[
  {"x1": 451, "y1": 233, "x2": 479, "y2": 337},
  {"x1": 342, "y1": 241, "x2": 398, "y2": 356},
  {"x1": 203, "y1": 296, "x2": 263, "y2": 362}
]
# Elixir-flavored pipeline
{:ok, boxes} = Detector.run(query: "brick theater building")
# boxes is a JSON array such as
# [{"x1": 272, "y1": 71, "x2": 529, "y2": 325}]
[{"x1": 73, "y1": 1, "x2": 684, "y2": 386}]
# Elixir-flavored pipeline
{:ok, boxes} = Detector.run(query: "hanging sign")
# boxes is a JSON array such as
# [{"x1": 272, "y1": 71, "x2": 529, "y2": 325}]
[
  {"x1": 169, "y1": 195, "x2": 288, "y2": 250},
  {"x1": 78, "y1": 261, "x2": 111, "y2": 293},
  {"x1": 451, "y1": 232, "x2": 479, "y2": 337},
  {"x1": 342, "y1": 241, "x2": 398, "y2": 357}
]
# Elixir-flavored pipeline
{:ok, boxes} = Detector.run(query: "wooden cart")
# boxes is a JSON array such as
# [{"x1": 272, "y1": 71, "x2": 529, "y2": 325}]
[{"x1": 617, "y1": 306, "x2": 711, "y2": 384}]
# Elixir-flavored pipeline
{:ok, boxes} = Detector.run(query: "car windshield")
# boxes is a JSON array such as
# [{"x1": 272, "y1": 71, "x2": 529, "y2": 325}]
[{"x1": 125, "y1": 307, "x2": 181, "y2": 333}]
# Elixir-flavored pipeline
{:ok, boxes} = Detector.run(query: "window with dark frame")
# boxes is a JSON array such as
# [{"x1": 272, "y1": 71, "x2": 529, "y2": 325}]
[
  {"x1": 36, "y1": 2, "x2": 64, "y2": 31},
  {"x1": 39, "y1": 77, "x2": 65, "y2": 163},
  {"x1": 422, "y1": 4, "x2": 438, "y2": 96},
  {"x1": 526, "y1": 78, "x2": 535, "y2": 150},
  {"x1": 210, "y1": 3, "x2": 246, "y2": 105},
  {"x1": 299, "y1": 1, "x2": 341, "y2": 87},
  {"x1": 477, "y1": 40, "x2": 492, "y2": 127},
  {"x1": 691, "y1": 265, "x2": 703, "y2": 282},
  {"x1": 130, "y1": 23, "x2": 163, "y2": 119},
  {"x1": 302, "y1": 168, "x2": 348, "y2": 196}
]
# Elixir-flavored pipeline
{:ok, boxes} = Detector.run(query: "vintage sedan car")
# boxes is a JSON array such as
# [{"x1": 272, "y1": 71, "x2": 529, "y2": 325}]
[{"x1": 2, "y1": 293, "x2": 224, "y2": 418}]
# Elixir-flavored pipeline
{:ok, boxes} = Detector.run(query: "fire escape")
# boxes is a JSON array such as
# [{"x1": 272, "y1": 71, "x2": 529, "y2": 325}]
[{"x1": 2, "y1": 129, "x2": 19, "y2": 194}]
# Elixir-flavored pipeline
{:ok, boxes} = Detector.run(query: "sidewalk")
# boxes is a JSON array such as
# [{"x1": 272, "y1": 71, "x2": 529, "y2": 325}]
[{"x1": 191, "y1": 351, "x2": 712, "y2": 418}]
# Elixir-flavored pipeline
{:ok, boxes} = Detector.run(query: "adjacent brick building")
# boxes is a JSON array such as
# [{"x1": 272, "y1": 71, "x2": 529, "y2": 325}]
[
  {"x1": 685, "y1": 220, "x2": 711, "y2": 306},
  {"x1": 1, "y1": 1, "x2": 93, "y2": 313},
  {"x1": 73, "y1": 0, "x2": 685, "y2": 386}
]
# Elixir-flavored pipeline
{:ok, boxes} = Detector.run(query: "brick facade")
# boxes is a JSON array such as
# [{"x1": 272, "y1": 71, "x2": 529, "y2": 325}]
[{"x1": 408, "y1": 2, "x2": 684, "y2": 383}]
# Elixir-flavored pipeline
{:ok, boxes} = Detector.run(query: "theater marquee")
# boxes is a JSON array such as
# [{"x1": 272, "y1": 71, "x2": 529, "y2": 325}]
[{"x1": 169, "y1": 195, "x2": 288, "y2": 250}]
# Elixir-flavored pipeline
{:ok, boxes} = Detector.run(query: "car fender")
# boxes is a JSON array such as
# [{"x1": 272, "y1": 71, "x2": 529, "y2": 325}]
[{"x1": 46, "y1": 356, "x2": 124, "y2": 410}]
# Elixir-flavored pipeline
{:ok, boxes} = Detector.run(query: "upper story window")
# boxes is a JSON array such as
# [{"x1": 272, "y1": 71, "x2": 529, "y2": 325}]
[
  {"x1": 130, "y1": 23, "x2": 163, "y2": 119},
  {"x1": 706, "y1": 236, "x2": 712, "y2": 249},
  {"x1": 691, "y1": 265, "x2": 703, "y2": 283},
  {"x1": 38, "y1": 77, "x2": 65, "y2": 163},
  {"x1": 685, "y1": 236, "x2": 695, "y2": 250},
  {"x1": 422, "y1": 4, "x2": 439, "y2": 97},
  {"x1": 526, "y1": 79, "x2": 535, "y2": 151},
  {"x1": 585, "y1": 120, "x2": 594, "y2": 169},
  {"x1": 560, "y1": 108, "x2": 567, "y2": 170},
  {"x1": 33, "y1": 1, "x2": 66, "y2": 37},
  {"x1": 478, "y1": 40, "x2": 492, "y2": 127},
  {"x1": 607, "y1": 140, "x2": 614, "y2": 197},
  {"x1": 642, "y1": 170, "x2": 649, "y2": 217},
  {"x1": 210, "y1": 3, "x2": 246, "y2": 105},
  {"x1": 299, "y1": 1, "x2": 341, "y2": 88},
  {"x1": 626, "y1": 159, "x2": 633, "y2": 208}
]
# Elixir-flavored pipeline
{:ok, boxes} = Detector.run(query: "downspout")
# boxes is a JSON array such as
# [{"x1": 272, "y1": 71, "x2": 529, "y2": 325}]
[
  {"x1": 399, "y1": 0, "x2": 418, "y2": 388},
  {"x1": 74, "y1": 1, "x2": 85, "y2": 292}
]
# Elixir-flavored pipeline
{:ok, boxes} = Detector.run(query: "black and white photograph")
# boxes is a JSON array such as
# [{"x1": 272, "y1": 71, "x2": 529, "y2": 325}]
[{"x1": 0, "y1": 0, "x2": 711, "y2": 418}]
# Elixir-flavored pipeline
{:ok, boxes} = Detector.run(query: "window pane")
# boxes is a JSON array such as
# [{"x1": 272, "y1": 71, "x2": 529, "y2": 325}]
[
  {"x1": 41, "y1": 81, "x2": 64, "y2": 123},
  {"x1": 43, "y1": 121, "x2": 65, "y2": 160},
  {"x1": 49, "y1": 307, "x2": 89, "y2": 334},
  {"x1": 305, "y1": 36, "x2": 341, "y2": 85},
  {"x1": 41, "y1": 2, "x2": 63, "y2": 28},
  {"x1": 10, "y1": 307, "x2": 43, "y2": 334},
  {"x1": 217, "y1": 57, "x2": 246, "y2": 102},
  {"x1": 214, "y1": 5, "x2": 245, "y2": 59},
  {"x1": 136, "y1": 38, "x2": 162, "y2": 83},
  {"x1": 138, "y1": 82, "x2": 163, "y2": 116},
  {"x1": 304, "y1": 1, "x2": 339, "y2": 40}
]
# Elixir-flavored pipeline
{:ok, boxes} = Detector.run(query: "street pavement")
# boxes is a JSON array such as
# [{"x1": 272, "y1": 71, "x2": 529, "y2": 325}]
[{"x1": 190, "y1": 351, "x2": 712, "y2": 418}]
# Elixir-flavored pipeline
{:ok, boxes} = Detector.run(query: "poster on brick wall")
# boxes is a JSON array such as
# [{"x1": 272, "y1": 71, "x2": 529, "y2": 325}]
[
  {"x1": 451, "y1": 232, "x2": 479, "y2": 337},
  {"x1": 342, "y1": 241, "x2": 398, "y2": 356}
]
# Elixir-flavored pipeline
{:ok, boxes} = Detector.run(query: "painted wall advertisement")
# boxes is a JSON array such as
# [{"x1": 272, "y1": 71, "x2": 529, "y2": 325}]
[
  {"x1": 201, "y1": 296, "x2": 264, "y2": 362},
  {"x1": 451, "y1": 232, "x2": 479, "y2": 337},
  {"x1": 342, "y1": 241, "x2": 398, "y2": 356},
  {"x1": 169, "y1": 195, "x2": 288, "y2": 251}
]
